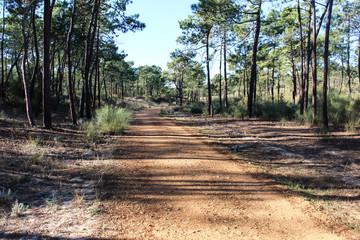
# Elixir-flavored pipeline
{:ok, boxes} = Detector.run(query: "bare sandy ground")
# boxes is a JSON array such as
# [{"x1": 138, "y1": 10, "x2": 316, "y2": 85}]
[{"x1": 100, "y1": 108, "x2": 358, "y2": 239}]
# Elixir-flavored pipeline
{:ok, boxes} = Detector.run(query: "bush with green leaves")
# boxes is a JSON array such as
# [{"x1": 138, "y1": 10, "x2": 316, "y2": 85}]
[{"x1": 83, "y1": 105, "x2": 132, "y2": 141}]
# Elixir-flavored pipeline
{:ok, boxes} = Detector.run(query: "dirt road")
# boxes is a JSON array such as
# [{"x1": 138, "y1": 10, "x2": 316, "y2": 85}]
[{"x1": 100, "y1": 108, "x2": 353, "y2": 239}]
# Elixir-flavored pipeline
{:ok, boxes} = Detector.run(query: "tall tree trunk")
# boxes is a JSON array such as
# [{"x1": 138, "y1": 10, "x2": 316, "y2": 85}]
[
  {"x1": 311, "y1": 0, "x2": 317, "y2": 125},
  {"x1": 97, "y1": 61, "x2": 101, "y2": 107},
  {"x1": 66, "y1": 0, "x2": 77, "y2": 124},
  {"x1": 346, "y1": 17, "x2": 351, "y2": 95},
  {"x1": 1, "y1": 0, "x2": 5, "y2": 100},
  {"x1": 43, "y1": 0, "x2": 52, "y2": 129},
  {"x1": 206, "y1": 30, "x2": 212, "y2": 115},
  {"x1": 21, "y1": 7, "x2": 35, "y2": 127},
  {"x1": 271, "y1": 59, "x2": 275, "y2": 103},
  {"x1": 291, "y1": 51, "x2": 297, "y2": 104},
  {"x1": 223, "y1": 32, "x2": 228, "y2": 109},
  {"x1": 297, "y1": 0, "x2": 305, "y2": 114},
  {"x1": 322, "y1": 0, "x2": 333, "y2": 128},
  {"x1": 339, "y1": 54, "x2": 344, "y2": 94},
  {"x1": 93, "y1": 26, "x2": 100, "y2": 109},
  {"x1": 305, "y1": 6, "x2": 312, "y2": 110},
  {"x1": 242, "y1": 70, "x2": 246, "y2": 98},
  {"x1": 83, "y1": 0, "x2": 99, "y2": 119},
  {"x1": 219, "y1": 41, "x2": 222, "y2": 113},
  {"x1": 248, "y1": 0, "x2": 261, "y2": 118}
]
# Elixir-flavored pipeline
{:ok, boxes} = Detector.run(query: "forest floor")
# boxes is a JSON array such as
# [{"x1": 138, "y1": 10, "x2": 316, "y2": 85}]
[{"x1": 0, "y1": 105, "x2": 359, "y2": 239}]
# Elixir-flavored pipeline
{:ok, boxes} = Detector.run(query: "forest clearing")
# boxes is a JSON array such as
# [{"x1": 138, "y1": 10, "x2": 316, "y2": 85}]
[{"x1": 0, "y1": 105, "x2": 359, "y2": 239}]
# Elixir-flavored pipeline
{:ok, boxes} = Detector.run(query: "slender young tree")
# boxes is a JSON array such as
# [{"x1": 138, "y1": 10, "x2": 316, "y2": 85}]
[
  {"x1": 66, "y1": 0, "x2": 77, "y2": 125},
  {"x1": 21, "y1": 2, "x2": 35, "y2": 127},
  {"x1": 311, "y1": 0, "x2": 317, "y2": 124},
  {"x1": 322, "y1": 0, "x2": 333, "y2": 128}
]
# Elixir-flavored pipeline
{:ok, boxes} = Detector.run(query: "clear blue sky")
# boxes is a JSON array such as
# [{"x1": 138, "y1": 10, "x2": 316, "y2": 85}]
[{"x1": 116, "y1": 0, "x2": 198, "y2": 71}]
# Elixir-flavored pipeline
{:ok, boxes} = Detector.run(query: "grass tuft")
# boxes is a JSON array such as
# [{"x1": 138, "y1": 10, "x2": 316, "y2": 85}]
[
  {"x1": 83, "y1": 105, "x2": 132, "y2": 142},
  {"x1": 11, "y1": 199, "x2": 29, "y2": 217}
]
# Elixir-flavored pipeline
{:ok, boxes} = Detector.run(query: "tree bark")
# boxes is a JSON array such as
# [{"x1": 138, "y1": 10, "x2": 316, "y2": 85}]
[
  {"x1": 43, "y1": 0, "x2": 52, "y2": 129},
  {"x1": 322, "y1": 0, "x2": 333, "y2": 128},
  {"x1": 30, "y1": 4, "x2": 39, "y2": 100},
  {"x1": 311, "y1": 0, "x2": 317, "y2": 125},
  {"x1": 66, "y1": 0, "x2": 77, "y2": 124},
  {"x1": 305, "y1": 6, "x2": 312, "y2": 110},
  {"x1": 297, "y1": 0, "x2": 305, "y2": 114},
  {"x1": 206, "y1": 30, "x2": 212, "y2": 115},
  {"x1": 290, "y1": 43, "x2": 297, "y2": 104},
  {"x1": 346, "y1": 16, "x2": 351, "y2": 95},
  {"x1": 247, "y1": 0, "x2": 261, "y2": 118},
  {"x1": 219, "y1": 41, "x2": 222, "y2": 113},
  {"x1": 223, "y1": 32, "x2": 228, "y2": 109},
  {"x1": 1, "y1": 0, "x2": 5, "y2": 100},
  {"x1": 83, "y1": 0, "x2": 99, "y2": 119},
  {"x1": 21, "y1": 7, "x2": 35, "y2": 127}
]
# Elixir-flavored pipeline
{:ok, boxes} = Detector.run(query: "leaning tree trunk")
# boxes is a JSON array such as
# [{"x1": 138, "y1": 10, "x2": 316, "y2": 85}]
[
  {"x1": 21, "y1": 8, "x2": 35, "y2": 127},
  {"x1": 247, "y1": 0, "x2": 261, "y2": 118},
  {"x1": 297, "y1": 0, "x2": 305, "y2": 114},
  {"x1": 322, "y1": 0, "x2": 333, "y2": 128}
]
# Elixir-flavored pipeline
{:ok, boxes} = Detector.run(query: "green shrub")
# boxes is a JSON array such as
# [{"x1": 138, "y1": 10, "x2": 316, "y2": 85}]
[
  {"x1": 190, "y1": 107, "x2": 203, "y2": 114},
  {"x1": 95, "y1": 106, "x2": 132, "y2": 134},
  {"x1": 296, "y1": 108, "x2": 318, "y2": 126},
  {"x1": 231, "y1": 105, "x2": 247, "y2": 119},
  {"x1": 83, "y1": 105, "x2": 132, "y2": 141},
  {"x1": 254, "y1": 101, "x2": 297, "y2": 121}
]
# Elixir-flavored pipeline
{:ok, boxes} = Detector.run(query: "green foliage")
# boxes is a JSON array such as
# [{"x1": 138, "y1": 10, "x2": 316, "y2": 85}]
[
  {"x1": 228, "y1": 99, "x2": 247, "y2": 119},
  {"x1": 296, "y1": 108, "x2": 318, "y2": 126},
  {"x1": 190, "y1": 107, "x2": 203, "y2": 114},
  {"x1": 327, "y1": 94, "x2": 353, "y2": 125},
  {"x1": 83, "y1": 105, "x2": 132, "y2": 142},
  {"x1": 253, "y1": 101, "x2": 298, "y2": 121}
]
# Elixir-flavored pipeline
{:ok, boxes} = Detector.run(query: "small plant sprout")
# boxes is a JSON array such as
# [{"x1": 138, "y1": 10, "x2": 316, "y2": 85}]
[
  {"x1": 74, "y1": 191, "x2": 85, "y2": 205},
  {"x1": 11, "y1": 199, "x2": 29, "y2": 217}
]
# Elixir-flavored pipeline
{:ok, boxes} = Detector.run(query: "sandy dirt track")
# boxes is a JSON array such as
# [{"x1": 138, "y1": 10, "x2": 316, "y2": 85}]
[{"x1": 100, "y1": 108, "x2": 356, "y2": 240}]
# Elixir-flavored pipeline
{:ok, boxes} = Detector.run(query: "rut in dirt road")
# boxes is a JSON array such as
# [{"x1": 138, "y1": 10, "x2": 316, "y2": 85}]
[{"x1": 101, "y1": 108, "x2": 353, "y2": 240}]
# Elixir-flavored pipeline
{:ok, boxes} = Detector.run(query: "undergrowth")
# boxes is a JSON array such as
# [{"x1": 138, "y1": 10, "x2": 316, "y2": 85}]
[{"x1": 82, "y1": 105, "x2": 132, "y2": 142}]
